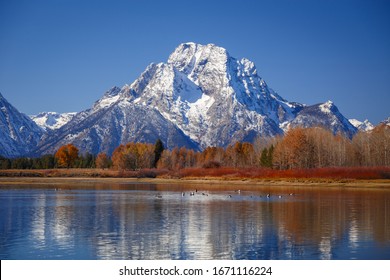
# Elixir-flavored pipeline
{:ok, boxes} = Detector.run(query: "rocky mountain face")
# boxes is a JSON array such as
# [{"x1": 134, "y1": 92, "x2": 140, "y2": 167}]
[
  {"x1": 0, "y1": 93, "x2": 44, "y2": 158},
  {"x1": 1, "y1": 43, "x2": 364, "y2": 157}
]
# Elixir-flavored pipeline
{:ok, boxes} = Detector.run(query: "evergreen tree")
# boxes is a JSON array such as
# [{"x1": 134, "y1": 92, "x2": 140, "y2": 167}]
[
  {"x1": 153, "y1": 139, "x2": 164, "y2": 168},
  {"x1": 260, "y1": 148, "x2": 269, "y2": 167},
  {"x1": 78, "y1": 152, "x2": 95, "y2": 168},
  {"x1": 260, "y1": 145, "x2": 274, "y2": 168},
  {"x1": 0, "y1": 156, "x2": 11, "y2": 169},
  {"x1": 40, "y1": 154, "x2": 55, "y2": 169},
  {"x1": 268, "y1": 145, "x2": 274, "y2": 168}
]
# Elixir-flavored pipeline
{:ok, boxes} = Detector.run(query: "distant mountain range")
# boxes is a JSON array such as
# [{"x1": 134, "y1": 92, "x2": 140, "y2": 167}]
[{"x1": 1, "y1": 42, "x2": 388, "y2": 158}]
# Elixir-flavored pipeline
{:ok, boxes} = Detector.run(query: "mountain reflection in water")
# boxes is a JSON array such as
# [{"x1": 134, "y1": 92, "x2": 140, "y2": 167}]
[{"x1": 0, "y1": 183, "x2": 389, "y2": 259}]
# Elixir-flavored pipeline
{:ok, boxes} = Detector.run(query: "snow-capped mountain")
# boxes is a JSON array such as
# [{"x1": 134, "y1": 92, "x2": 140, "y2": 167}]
[
  {"x1": 135, "y1": 43, "x2": 312, "y2": 146},
  {"x1": 31, "y1": 112, "x2": 76, "y2": 130},
  {"x1": 32, "y1": 42, "x2": 358, "y2": 156},
  {"x1": 34, "y1": 43, "x2": 359, "y2": 155},
  {"x1": 0, "y1": 93, "x2": 44, "y2": 158},
  {"x1": 131, "y1": 43, "x2": 356, "y2": 144},
  {"x1": 281, "y1": 100, "x2": 357, "y2": 138},
  {"x1": 33, "y1": 86, "x2": 199, "y2": 156},
  {"x1": 349, "y1": 118, "x2": 374, "y2": 132},
  {"x1": 380, "y1": 117, "x2": 390, "y2": 127}
]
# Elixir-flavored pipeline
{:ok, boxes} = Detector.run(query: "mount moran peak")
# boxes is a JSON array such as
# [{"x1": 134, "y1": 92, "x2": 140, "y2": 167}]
[{"x1": 2, "y1": 43, "x2": 358, "y2": 157}]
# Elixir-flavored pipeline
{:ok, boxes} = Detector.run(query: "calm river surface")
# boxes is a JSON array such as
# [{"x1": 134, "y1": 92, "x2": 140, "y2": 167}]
[{"x1": 0, "y1": 182, "x2": 389, "y2": 260}]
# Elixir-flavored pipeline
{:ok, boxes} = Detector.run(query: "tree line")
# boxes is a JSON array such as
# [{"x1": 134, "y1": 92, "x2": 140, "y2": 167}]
[
  {"x1": 0, "y1": 144, "x2": 95, "y2": 170},
  {"x1": 0, "y1": 125, "x2": 389, "y2": 170},
  {"x1": 155, "y1": 125, "x2": 389, "y2": 170}
]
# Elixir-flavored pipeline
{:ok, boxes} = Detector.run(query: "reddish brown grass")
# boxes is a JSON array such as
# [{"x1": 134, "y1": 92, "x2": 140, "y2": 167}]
[
  {"x1": 0, "y1": 167, "x2": 389, "y2": 180},
  {"x1": 177, "y1": 166, "x2": 390, "y2": 180},
  {"x1": 0, "y1": 168, "x2": 170, "y2": 178}
]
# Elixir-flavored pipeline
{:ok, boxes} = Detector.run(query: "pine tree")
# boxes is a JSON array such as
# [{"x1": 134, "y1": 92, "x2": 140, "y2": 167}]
[
  {"x1": 260, "y1": 148, "x2": 269, "y2": 167},
  {"x1": 153, "y1": 139, "x2": 164, "y2": 168},
  {"x1": 260, "y1": 145, "x2": 274, "y2": 168},
  {"x1": 267, "y1": 145, "x2": 274, "y2": 168}
]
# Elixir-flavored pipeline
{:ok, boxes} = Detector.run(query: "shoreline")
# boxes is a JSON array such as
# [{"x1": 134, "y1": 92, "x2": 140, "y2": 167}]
[{"x1": 1, "y1": 176, "x2": 390, "y2": 189}]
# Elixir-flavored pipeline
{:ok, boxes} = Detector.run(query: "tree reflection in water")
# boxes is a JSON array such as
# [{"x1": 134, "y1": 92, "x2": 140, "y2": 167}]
[{"x1": 0, "y1": 184, "x2": 389, "y2": 259}]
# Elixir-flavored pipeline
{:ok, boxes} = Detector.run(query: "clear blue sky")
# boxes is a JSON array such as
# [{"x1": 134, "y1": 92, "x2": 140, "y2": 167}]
[{"x1": 1, "y1": 0, "x2": 389, "y2": 124}]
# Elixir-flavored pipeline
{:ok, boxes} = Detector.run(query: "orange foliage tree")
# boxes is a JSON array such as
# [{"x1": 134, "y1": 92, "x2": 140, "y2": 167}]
[
  {"x1": 55, "y1": 144, "x2": 79, "y2": 168},
  {"x1": 95, "y1": 152, "x2": 111, "y2": 169},
  {"x1": 107, "y1": 125, "x2": 390, "y2": 171}
]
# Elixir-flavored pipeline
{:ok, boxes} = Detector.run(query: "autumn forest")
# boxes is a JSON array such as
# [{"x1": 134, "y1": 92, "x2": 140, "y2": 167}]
[{"x1": 1, "y1": 125, "x2": 389, "y2": 179}]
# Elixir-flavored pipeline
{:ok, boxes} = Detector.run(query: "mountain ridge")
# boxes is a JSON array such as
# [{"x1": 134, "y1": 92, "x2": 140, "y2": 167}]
[
  {"x1": 1, "y1": 42, "x2": 381, "y2": 158},
  {"x1": 31, "y1": 42, "x2": 357, "y2": 155}
]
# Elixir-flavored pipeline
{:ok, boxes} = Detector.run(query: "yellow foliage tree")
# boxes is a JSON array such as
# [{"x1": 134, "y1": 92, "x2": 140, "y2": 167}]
[{"x1": 111, "y1": 142, "x2": 155, "y2": 170}]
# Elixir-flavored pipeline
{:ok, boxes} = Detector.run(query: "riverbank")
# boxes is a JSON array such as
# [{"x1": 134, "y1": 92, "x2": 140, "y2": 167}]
[
  {"x1": 1, "y1": 167, "x2": 390, "y2": 189},
  {"x1": 1, "y1": 175, "x2": 390, "y2": 189}
]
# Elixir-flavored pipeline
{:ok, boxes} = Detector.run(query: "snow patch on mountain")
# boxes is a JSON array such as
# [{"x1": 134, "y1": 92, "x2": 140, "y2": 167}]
[
  {"x1": 319, "y1": 100, "x2": 334, "y2": 114},
  {"x1": 349, "y1": 119, "x2": 374, "y2": 132},
  {"x1": 31, "y1": 112, "x2": 77, "y2": 130}
]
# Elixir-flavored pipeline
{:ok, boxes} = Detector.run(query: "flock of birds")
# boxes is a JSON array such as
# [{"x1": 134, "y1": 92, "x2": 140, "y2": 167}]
[
  {"x1": 154, "y1": 189, "x2": 295, "y2": 200},
  {"x1": 54, "y1": 187, "x2": 295, "y2": 201}
]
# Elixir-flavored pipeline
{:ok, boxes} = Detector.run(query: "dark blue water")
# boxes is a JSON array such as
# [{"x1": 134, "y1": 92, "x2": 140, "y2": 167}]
[{"x1": 0, "y1": 183, "x2": 389, "y2": 259}]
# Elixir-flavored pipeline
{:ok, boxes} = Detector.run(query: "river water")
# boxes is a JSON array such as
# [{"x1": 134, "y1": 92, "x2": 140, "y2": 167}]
[{"x1": 0, "y1": 183, "x2": 389, "y2": 259}]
